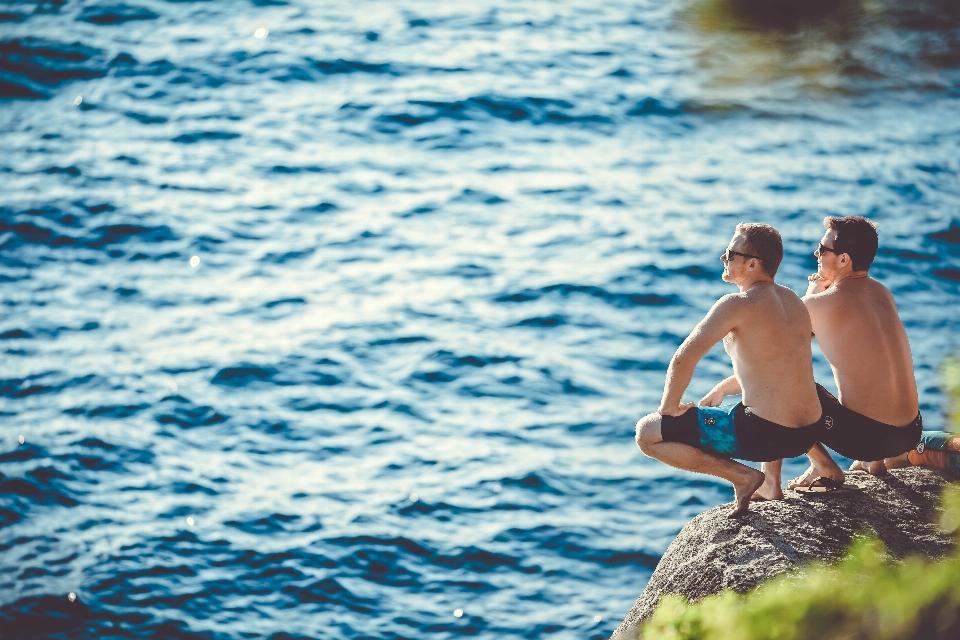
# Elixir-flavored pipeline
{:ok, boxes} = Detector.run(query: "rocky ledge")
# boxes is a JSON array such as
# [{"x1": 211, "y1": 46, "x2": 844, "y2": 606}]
[{"x1": 611, "y1": 467, "x2": 956, "y2": 640}]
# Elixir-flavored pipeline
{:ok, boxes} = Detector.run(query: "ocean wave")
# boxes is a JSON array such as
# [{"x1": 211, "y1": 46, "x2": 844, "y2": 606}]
[
  {"x1": 497, "y1": 284, "x2": 682, "y2": 308},
  {"x1": 0, "y1": 206, "x2": 177, "y2": 252},
  {"x1": 155, "y1": 395, "x2": 228, "y2": 429},
  {"x1": 0, "y1": 595, "x2": 216, "y2": 640},
  {"x1": 78, "y1": 4, "x2": 159, "y2": 25},
  {"x1": 377, "y1": 95, "x2": 616, "y2": 128},
  {"x1": 497, "y1": 526, "x2": 660, "y2": 568},
  {"x1": 172, "y1": 131, "x2": 242, "y2": 144},
  {"x1": 0, "y1": 37, "x2": 106, "y2": 99},
  {"x1": 929, "y1": 221, "x2": 960, "y2": 244}
]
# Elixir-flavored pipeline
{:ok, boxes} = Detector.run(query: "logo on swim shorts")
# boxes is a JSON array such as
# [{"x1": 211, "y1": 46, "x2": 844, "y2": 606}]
[
  {"x1": 824, "y1": 415, "x2": 834, "y2": 429},
  {"x1": 917, "y1": 442, "x2": 925, "y2": 454},
  {"x1": 704, "y1": 417, "x2": 716, "y2": 426}
]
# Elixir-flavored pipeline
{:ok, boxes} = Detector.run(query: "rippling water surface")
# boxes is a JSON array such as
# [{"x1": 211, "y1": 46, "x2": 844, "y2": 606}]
[{"x1": 2, "y1": 1, "x2": 960, "y2": 638}]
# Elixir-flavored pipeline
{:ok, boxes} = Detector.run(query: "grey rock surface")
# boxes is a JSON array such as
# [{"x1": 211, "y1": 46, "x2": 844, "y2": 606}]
[{"x1": 611, "y1": 467, "x2": 956, "y2": 640}]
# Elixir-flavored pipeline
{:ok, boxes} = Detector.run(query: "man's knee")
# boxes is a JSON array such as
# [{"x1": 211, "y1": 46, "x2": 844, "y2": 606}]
[{"x1": 635, "y1": 413, "x2": 662, "y2": 455}]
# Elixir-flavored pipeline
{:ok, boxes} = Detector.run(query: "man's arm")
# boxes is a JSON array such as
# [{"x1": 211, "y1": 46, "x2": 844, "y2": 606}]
[
  {"x1": 802, "y1": 292, "x2": 829, "y2": 339},
  {"x1": 699, "y1": 375, "x2": 742, "y2": 407},
  {"x1": 659, "y1": 296, "x2": 741, "y2": 416}
]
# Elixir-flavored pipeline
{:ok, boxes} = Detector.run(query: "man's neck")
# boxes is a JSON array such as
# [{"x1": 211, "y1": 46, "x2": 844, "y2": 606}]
[
  {"x1": 833, "y1": 270, "x2": 869, "y2": 286},
  {"x1": 737, "y1": 275, "x2": 775, "y2": 293}
]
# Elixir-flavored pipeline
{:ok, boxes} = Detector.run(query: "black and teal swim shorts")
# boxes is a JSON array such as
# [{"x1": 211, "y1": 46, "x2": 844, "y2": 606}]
[{"x1": 660, "y1": 402, "x2": 822, "y2": 462}]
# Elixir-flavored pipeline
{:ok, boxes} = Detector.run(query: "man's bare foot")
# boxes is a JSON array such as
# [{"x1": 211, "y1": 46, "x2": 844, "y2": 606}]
[
  {"x1": 850, "y1": 459, "x2": 887, "y2": 475},
  {"x1": 787, "y1": 462, "x2": 844, "y2": 489},
  {"x1": 728, "y1": 468, "x2": 765, "y2": 518},
  {"x1": 883, "y1": 453, "x2": 911, "y2": 470},
  {"x1": 751, "y1": 475, "x2": 784, "y2": 501}
]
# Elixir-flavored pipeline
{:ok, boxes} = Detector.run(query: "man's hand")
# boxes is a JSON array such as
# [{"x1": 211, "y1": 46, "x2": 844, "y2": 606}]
[
  {"x1": 698, "y1": 386, "x2": 725, "y2": 407},
  {"x1": 806, "y1": 273, "x2": 833, "y2": 296},
  {"x1": 698, "y1": 375, "x2": 740, "y2": 407},
  {"x1": 658, "y1": 401, "x2": 696, "y2": 417}
]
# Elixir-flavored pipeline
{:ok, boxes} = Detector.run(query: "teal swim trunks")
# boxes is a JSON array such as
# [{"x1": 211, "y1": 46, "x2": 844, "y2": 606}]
[
  {"x1": 696, "y1": 403, "x2": 747, "y2": 458},
  {"x1": 913, "y1": 431, "x2": 960, "y2": 476},
  {"x1": 660, "y1": 398, "x2": 825, "y2": 462},
  {"x1": 917, "y1": 431, "x2": 954, "y2": 453}
]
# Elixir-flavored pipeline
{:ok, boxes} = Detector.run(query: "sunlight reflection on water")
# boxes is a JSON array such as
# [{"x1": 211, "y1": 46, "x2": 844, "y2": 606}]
[{"x1": 0, "y1": 1, "x2": 958, "y2": 639}]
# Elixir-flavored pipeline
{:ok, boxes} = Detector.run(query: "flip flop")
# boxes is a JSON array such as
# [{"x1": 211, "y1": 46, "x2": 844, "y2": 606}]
[{"x1": 793, "y1": 476, "x2": 862, "y2": 495}]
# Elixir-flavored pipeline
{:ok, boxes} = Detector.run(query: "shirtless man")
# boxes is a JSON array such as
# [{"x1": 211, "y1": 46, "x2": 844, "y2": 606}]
[
  {"x1": 786, "y1": 216, "x2": 921, "y2": 489},
  {"x1": 635, "y1": 223, "x2": 827, "y2": 517}
]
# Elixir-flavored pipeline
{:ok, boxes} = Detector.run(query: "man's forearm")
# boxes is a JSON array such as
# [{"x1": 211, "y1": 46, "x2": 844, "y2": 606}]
[
  {"x1": 716, "y1": 375, "x2": 741, "y2": 396},
  {"x1": 659, "y1": 353, "x2": 696, "y2": 413}
]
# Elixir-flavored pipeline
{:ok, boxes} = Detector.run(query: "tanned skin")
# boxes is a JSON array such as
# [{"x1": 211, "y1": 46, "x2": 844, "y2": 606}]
[
  {"x1": 784, "y1": 227, "x2": 919, "y2": 487},
  {"x1": 635, "y1": 230, "x2": 822, "y2": 517}
]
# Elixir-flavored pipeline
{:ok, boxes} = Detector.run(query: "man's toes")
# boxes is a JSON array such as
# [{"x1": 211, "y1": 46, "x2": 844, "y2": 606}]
[
  {"x1": 867, "y1": 461, "x2": 887, "y2": 475},
  {"x1": 727, "y1": 503, "x2": 750, "y2": 518}
]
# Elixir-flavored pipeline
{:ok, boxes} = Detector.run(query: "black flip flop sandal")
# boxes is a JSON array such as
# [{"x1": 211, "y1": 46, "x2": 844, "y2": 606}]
[{"x1": 793, "y1": 476, "x2": 863, "y2": 495}]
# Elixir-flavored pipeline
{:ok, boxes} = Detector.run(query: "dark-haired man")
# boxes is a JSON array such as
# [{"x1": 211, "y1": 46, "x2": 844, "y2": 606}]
[
  {"x1": 636, "y1": 223, "x2": 827, "y2": 517},
  {"x1": 787, "y1": 216, "x2": 921, "y2": 488}
]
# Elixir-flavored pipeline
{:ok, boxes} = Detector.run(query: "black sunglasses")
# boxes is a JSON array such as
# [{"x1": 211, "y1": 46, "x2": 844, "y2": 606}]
[
  {"x1": 723, "y1": 249, "x2": 762, "y2": 262},
  {"x1": 815, "y1": 242, "x2": 839, "y2": 257}
]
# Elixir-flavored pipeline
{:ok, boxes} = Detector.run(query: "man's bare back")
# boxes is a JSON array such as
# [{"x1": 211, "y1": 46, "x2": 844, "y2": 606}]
[
  {"x1": 723, "y1": 283, "x2": 821, "y2": 427},
  {"x1": 806, "y1": 276, "x2": 918, "y2": 425}
]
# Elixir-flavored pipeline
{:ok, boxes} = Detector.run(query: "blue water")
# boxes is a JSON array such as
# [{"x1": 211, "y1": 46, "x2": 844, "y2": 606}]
[{"x1": 2, "y1": 1, "x2": 960, "y2": 638}]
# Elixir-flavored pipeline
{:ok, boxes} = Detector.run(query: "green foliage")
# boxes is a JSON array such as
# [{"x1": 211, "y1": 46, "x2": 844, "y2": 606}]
[
  {"x1": 641, "y1": 489, "x2": 960, "y2": 640},
  {"x1": 942, "y1": 356, "x2": 960, "y2": 430}
]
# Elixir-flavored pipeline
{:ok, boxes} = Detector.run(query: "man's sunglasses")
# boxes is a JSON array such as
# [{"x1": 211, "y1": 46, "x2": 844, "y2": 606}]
[
  {"x1": 815, "y1": 242, "x2": 839, "y2": 257},
  {"x1": 723, "y1": 249, "x2": 762, "y2": 262}
]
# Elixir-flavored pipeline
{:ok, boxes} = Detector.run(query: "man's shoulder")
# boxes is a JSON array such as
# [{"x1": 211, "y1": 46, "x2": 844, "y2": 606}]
[
  {"x1": 803, "y1": 284, "x2": 843, "y2": 308},
  {"x1": 716, "y1": 291, "x2": 748, "y2": 307},
  {"x1": 705, "y1": 292, "x2": 748, "y2": 318},
  {"x1": 772, "y1": 282, "x2": 804, "y2": 302},
  {"x1": 863, "y1": 275, "x2": 895, "y2": 298}
]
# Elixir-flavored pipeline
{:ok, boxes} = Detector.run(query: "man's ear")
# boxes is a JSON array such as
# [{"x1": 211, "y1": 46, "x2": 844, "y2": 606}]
[{"x1": 839, "y1": 253, "x2": 850, "y2": 268}]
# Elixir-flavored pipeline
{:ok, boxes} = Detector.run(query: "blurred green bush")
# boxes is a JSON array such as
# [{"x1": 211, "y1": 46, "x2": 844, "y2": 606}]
[
  {"x1": 642, "y1": 490, "x2": 960, "y2": 639},
  {"x1": 942, "y1": 356, "x2": 960, "y2": 430},
  {"x1": 640, "y1": 359, "x2": 960, "y2": 639}
]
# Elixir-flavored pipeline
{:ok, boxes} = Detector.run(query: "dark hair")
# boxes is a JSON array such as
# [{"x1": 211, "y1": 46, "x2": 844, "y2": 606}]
[
  {"x1": 824, "y1": 216, "x2": 878, "y2": 271},
  {"x1": 735, "y1": 222, "x2": 783, "y2": 277}
]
